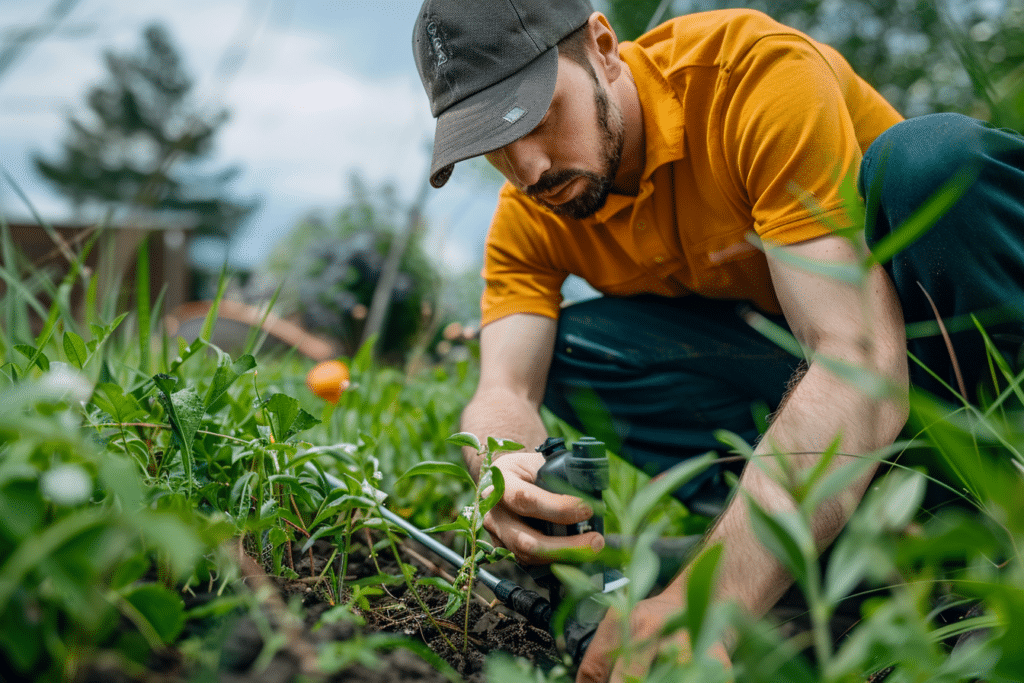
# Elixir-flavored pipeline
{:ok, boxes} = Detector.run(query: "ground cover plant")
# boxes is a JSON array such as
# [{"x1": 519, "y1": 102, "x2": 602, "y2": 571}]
[{"x1": 3, "y1": 178, "x2": 1024, "y2": 683}]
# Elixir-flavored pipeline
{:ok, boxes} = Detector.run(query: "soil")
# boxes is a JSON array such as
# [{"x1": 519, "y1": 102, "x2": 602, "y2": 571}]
[
  {"x1": 207, "y1": 533, "x2": 558, "y2": 683},
  {"x1": 75, "y1": 530, "x2": 983, "y2": 683}
]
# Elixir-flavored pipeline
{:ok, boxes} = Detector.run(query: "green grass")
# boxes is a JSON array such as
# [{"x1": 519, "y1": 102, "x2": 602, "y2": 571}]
[{"x1": 3, "y1": 180, "x2": 1024, "y2": 683}]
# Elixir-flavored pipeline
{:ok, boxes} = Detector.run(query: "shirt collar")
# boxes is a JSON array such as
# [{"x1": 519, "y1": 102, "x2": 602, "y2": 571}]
[{"x1": 592, "y1": 41, "x2": 687, "y2": 224}]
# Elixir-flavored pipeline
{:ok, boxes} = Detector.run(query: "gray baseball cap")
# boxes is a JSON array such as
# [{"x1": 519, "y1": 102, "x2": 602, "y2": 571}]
[{"x1": 413, "y1": 0, "x2": 595, "y2": 188}]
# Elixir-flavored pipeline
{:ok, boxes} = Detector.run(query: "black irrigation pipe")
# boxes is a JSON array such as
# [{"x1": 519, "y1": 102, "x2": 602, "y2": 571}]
[{"x1": 314, "y1": 467, "x2": 555, "y2": 632}]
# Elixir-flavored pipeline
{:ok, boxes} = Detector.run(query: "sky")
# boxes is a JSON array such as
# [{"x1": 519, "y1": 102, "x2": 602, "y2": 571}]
[{"x1": 0, "y1": 0, "x2": 503, "y2": 274}]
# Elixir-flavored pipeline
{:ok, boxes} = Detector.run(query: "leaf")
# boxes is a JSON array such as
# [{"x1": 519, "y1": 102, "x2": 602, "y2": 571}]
[
  {"x1": 92, "y1": 382, "x2": 145, "y2": 424},
  {"x1": 738, "y1": 305, "x2": 806, "y2": 358},
  {"x1": 714, "y1": 429, "x2": 755, "y2": 458},
  {"x1": 877, "y1": 469, "x2": 927, "y2": 531},
  {"x1": 14, "y1": 344, "x2": 49, "y2": 372},
  {"x1": 169, "y1": 337, "x2": 210, "y2": 374},
  {"x1": 801, "y1": 456, "x2": 878, "y2": 515},
  {"x1": 686, "y1": 543, "x2": 725, "y2": 654},
  {"x1": 814, "y1": 353, "x2": 898, "y2": 401},
  {"x1": 628, "y1": 521, "x2": 664, "y2": 601},
  {"x1": 263, "y1": 393, "x2": 298, "y2": 441},
  {"x1": 205, "y1": 354, "x2": 256, "y2": 409},
  {"x1": 132, "y1": 510, "x2": 210, "y2": 580},
  {"x1": 442, "y1": 592, "x2": 463, "y2": 618},
  {"x1": 824, "y1": 530, "x2": 879, "y2": 605},
  {"x1": 397, "y1": 460, "x2": 475, "y2": 488},
  {"x1": 446, "y1": 432, "x2": 481, "y2": 452},
  {"x1": 478, "y1": 466, "x2": 505, "y2": 517},
  {"x1": 550, "y1": 563, "x2": 601, "y2": 599},
  {"x1": 62, "y1": 331, "x2": 88, "y2": 369},
  {"x1": 622, "y1": 453, "x2": 715, "y2": 538},
  {"x1": 170, "y1": 388, "x2": 203, "y2": 472},
  {"x1": 123, "y1": 584, "x2": 186, "y2": 644},
  {"x1": 416, "y1": 576, "x2": 460, "y2": 595},
  {"x1": 288, "y1": 408, "x2": 321, "y2": 438},
  {"x1": 109, "y1": 555, "x2": 150, "y2": 591},
  {"x1": 743, "y1": 494, "x2": 812, "y2": 587},
  {"x1": 0, "y1": 508, "x2": 108, "y2": 612},
  {"x1": 98, "y1": 453, "x2": 145, "y2": 510},
  {"x1": 94, "y1": 312, "x2": 129, "y2": 347},
  {"x1": 487, "y1": 436, "x2": 524, "y2": 454}
]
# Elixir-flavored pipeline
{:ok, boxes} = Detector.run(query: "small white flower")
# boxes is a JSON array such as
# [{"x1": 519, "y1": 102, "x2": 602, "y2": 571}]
[
  {"x1": 461, "y1": 505, "x2": 477, "y2": 520},
  {"x1": 39, "y1": 362, "x2": 93, "y2": 404},
  {"x1": 41, "y1": 463, "x2": 92, "y2": 506},
  {"x1": 360, "y1": 479, "x2": 388, "y2": 504}
]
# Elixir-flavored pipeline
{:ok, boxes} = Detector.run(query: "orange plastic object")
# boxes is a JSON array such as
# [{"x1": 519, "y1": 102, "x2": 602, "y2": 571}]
[{"x1": 306, "y1": 360, "x2": 351, "y2": 404}]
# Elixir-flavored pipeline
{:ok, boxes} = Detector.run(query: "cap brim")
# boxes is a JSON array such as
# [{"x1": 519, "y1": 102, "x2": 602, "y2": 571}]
[{"x1": 429, "y1": 46, "x2": 558, "y2": 188}]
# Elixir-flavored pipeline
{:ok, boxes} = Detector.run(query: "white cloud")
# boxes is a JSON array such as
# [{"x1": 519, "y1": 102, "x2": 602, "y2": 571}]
[{"x1": 0, "y1": 0, "x2": 498, "y2": 276}]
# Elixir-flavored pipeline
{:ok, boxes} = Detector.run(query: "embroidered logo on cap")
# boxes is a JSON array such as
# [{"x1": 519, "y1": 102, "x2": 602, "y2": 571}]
[
  {"x1": 425, "y1": 19, "x2": 449, "y2": 69},
  {"x1": 502, "y1": 107, "x2": 526, "y2": 123}
]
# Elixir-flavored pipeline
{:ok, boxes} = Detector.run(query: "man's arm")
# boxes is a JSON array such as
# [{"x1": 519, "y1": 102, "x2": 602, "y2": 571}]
[
  {"x1": 707, "y1": 234, "x2": 908, "y2": 614},
  {"x1": 462, "y1": 312, "x2": 605, "y2": 563},
  {"x1": 577, "y1": 233, "x2": 909, "y2": 683}
]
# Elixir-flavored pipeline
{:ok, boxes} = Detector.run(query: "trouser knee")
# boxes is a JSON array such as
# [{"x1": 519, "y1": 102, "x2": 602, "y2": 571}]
[
  {"x1": 859, "y1": 113, "x2": 1024, "y2": 397},
  {"x1": 859, "y1": 113, "x2": 1007, "y2": 226},
  {"x1": 541, "y1": 296, "x2": 800, "y2": 499}
]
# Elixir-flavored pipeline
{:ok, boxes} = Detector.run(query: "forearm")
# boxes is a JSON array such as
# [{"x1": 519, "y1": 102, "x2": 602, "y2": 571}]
[
  {"x1": 670, "y1": 353, "x2": 908, "y2": 618},
  {"x1": 459, "y1": 386, "x2": 549, "y2": 480}
]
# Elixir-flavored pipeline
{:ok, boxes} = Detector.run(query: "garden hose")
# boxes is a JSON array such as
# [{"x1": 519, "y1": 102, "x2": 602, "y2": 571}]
[{"x1": 312, "y1": 464, "x2": 603, "y2": 665}]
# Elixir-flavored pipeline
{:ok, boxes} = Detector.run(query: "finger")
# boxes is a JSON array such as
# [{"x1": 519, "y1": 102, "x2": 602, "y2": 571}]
[
  {"x1": 502, "y1": 477, "x2": 595, "y2": 524},
  {"x1": 609, "y1": 642, "x2": 658, "y2": 683},
  {"x1": 484, "y1": 506, "x2": 605, "y2": 565},
  {"x1": 575, "y1": 611, "x2": 620, "y2": 683}
]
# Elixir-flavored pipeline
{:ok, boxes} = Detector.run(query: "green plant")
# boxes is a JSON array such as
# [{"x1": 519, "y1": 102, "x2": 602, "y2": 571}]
[{"x1": 400, "y1": 433, "x2": 517, "y2": 650}]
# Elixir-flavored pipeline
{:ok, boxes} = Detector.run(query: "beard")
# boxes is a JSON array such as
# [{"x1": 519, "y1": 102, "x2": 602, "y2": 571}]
[{"x1": 525, "y1": 76, "x2": 625, "y2": 220}]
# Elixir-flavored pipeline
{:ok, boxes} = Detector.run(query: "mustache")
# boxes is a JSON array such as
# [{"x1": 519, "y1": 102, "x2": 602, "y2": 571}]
[{"x1": 525, "y1": 169, "x2": 594, "y2": 197}]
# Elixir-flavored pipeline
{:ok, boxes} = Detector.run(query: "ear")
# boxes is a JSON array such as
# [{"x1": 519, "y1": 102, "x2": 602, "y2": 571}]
[{"x1": 587, "y1": 12, "x2": 622, "y2": 82}]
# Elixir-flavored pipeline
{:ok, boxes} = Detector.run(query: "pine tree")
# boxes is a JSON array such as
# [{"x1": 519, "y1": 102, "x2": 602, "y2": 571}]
[{"x1": 34, "y1": 23, "x2": 256, "y2": 237}]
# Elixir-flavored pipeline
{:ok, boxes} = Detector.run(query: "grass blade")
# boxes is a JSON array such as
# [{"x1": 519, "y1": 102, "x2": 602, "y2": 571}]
[{"x1": 136, "y1": 237, "x2": 151, "y2": 375}]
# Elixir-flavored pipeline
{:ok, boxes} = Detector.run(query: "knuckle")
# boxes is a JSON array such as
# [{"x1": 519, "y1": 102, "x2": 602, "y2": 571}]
[
  {"x1": 516, "y1": 534, "x2": 539, "y2": 557},
  {"x1": 505, "y1": 485, "x2": 531, "y2": 512}
]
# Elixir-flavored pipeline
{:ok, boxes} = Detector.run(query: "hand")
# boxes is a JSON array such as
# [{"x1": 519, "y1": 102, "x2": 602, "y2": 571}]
[
  {"x1": 575, "y1": 594, "x2": 732, "y2": 683},
  {"x1": 483, "y1": 450, "x2": 605, "y2": 565}
]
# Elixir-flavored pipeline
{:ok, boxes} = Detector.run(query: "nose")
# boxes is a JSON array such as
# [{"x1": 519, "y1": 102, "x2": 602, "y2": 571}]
[{"x1": 498, "y1": 135, "x2": 550, "y2": 190}]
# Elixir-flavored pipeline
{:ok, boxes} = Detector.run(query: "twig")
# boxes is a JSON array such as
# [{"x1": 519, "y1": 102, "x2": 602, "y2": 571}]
[
  {"x1": 290, "y1": 495, "x2": 315, "y2": 578},
  {"x1": 918, "y1": 281, "x2": 968, "y2": 399}
]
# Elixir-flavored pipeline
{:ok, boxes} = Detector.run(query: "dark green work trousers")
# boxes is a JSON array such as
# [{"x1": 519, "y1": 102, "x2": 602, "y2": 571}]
[{"x1": 542, "y1": 113, "x2": 1024, "y2": 505}]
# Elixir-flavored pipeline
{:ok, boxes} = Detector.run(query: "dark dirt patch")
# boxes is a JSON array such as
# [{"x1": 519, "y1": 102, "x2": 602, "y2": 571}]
[
  {"x1": 71, "y1": 530, "x2": 560, "y2": 683},
  {"x1": 210, "y1": 534, "x2": 559, "y2": 683}
]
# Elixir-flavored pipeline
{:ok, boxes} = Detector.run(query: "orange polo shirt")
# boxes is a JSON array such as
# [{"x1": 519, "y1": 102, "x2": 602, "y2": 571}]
[{"x1": 480, "y1": 9, "x2": 903, "y2": 325}]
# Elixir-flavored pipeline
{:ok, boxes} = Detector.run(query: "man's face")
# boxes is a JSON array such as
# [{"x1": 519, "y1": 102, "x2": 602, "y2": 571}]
[{"x1": 485, "y1": 56, "x2": 624, "y2": 220}]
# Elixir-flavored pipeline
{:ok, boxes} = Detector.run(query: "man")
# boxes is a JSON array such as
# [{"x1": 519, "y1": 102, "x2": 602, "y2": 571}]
[{"x1": 411, "y1": 1, "x2": 1024, "y2": 681}]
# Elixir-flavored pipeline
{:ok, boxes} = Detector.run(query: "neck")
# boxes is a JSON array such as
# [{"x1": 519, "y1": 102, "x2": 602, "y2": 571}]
[{"x1": 611, "y1": 62, "x2": 645, "y2": 196}]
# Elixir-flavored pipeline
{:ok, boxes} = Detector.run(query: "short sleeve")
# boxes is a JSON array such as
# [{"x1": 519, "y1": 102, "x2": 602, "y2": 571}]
[
  {"x1": 719, "y1": 36, "x2": 865, "y2": 245},
  {"x1": 480, "y1": 186, "x2": 567, "y2": 325}
]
